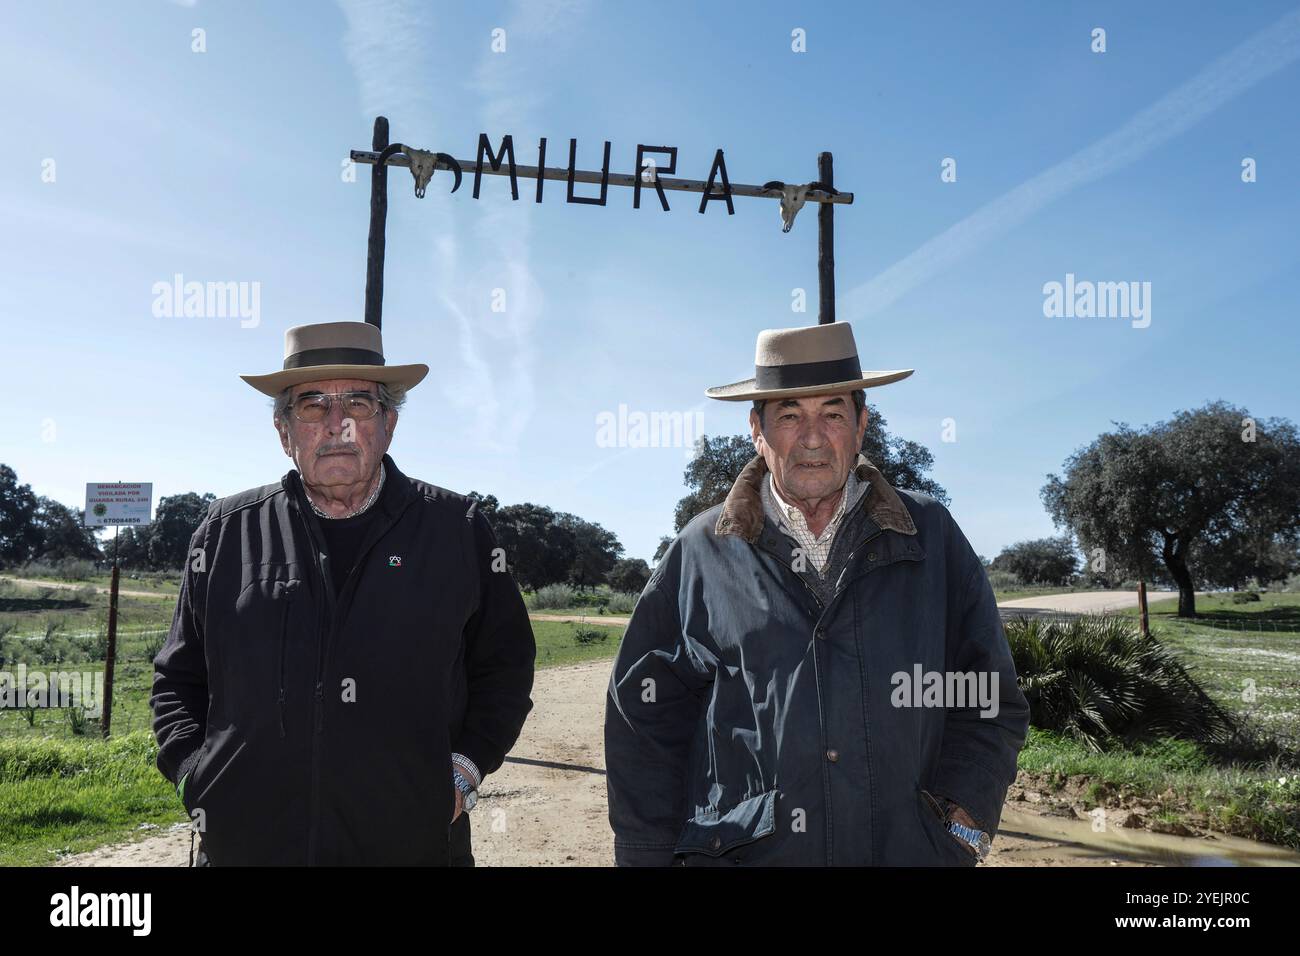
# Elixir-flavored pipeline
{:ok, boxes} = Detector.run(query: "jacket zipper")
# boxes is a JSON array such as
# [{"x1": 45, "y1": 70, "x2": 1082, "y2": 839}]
[
  {"x1": 287, "y1": 477, "x2": 419, "y2": 864},
  {"x1": 285, "y1": 495, "x2": 332, "y2": 865},
  {"x1": 314, "y1": 551, "x2": 332, "y2": 735},
  {"x1": 276, "y1": 581, "x2": 299, "y2": 738}
]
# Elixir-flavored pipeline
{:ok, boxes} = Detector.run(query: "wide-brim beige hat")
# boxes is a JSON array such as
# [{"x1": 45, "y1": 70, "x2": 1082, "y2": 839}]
[
  {"x1": 705, "y1": 321, "x2": 913, "y2": 401},
  {"x1": 240, "y1": 321, "x2": 429, "y2": 397}
]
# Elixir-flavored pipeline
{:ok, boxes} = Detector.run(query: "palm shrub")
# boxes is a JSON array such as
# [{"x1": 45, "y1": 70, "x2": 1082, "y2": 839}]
[{"x1": 1005, "y1": 614, "x2": 1237, "y2": 751}]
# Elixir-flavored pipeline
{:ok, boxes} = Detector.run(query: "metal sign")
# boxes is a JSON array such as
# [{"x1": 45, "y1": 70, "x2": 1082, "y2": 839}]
[
  {"x1": 84, "y1": 482, "x2": 153, "y2": 527},
  {"x1": 351, "y1": 133, "x2": 851, "y2": 216},
  {"x1": 350, "y1": 118, "x2": 851, "y2": 330}
]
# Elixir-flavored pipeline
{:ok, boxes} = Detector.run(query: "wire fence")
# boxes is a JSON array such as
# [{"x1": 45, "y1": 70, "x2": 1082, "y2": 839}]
[{"x1": 0, "y1": 627, "x2": 169, "y2": 667}]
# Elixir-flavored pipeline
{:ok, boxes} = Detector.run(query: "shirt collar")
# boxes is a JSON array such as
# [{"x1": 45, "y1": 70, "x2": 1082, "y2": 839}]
[{"x1": 764, "y1": 467, "x2": 867, "y2": 536}]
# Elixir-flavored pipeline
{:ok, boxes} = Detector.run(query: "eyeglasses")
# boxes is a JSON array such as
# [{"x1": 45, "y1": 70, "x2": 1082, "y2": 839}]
[{"x1": 290, "y1": 391, "x2": 385, "y2": 423}]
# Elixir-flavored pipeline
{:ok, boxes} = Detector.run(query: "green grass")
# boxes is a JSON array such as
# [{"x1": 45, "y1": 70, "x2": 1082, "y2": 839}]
[
  {"x1": 1018, "y1": 727, "x2": 1300, "y2": 849},
  {"x1": 1122, "y1": 590, "x2": 1300, "y2": 628},
  {"x1": 0, "y1": 576, "x2": 176, "y2": 629},
  {"x1": 531, "y1": 619, "x2": 625, "y2": 667},
  {"x1": 0, "y1": 732, "x2": 190, "y2": 866},
  {"x1": 1119, "y1": 593, "x2": 1300, "y2": 749}
]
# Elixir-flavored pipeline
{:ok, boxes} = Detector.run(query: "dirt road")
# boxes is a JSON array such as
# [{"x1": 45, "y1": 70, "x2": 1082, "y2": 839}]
[
  {"x1": 998, "y1": 589, "x2": 1199, "y2": 614},
  {"x1": 2, "y1": 575, "x2": 169, "y2": 600}
]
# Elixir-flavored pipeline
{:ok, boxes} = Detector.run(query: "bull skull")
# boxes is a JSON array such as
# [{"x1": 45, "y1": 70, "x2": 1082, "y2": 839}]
[
  {"x1": 762, "y1": 180, "x2": 836, "y2": 232},
  {"x1": 405, "y1": 146, "x2": 440, "y2": 198},
  {"x1": 376, "y1": 143, "x2": 463, "y2": 198}
]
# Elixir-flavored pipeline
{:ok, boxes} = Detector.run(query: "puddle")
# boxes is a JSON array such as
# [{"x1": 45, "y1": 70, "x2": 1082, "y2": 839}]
[{"x1": 994, "y1": 805, "x2": 1300, "y2": 867}]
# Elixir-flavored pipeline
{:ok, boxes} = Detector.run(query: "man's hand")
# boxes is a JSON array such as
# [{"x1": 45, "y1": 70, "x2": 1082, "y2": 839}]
[{"x1": 948, "y1": 803, "x2": 978, "y2": 829}]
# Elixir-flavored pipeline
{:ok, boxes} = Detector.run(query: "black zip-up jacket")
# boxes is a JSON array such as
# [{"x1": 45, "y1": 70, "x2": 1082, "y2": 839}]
[{"x1": 150, "y1": 454, "x2": 535, "y2": 865}]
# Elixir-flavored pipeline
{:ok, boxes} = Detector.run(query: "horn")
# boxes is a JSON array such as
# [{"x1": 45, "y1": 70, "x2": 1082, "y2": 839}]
[{"x1": 436, "y1": 152, "x2": 462, "y2": 193}]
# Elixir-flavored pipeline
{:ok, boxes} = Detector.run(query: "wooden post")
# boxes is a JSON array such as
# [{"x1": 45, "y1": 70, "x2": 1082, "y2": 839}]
[
  {"x1": 1138, "y1": 579, "x2": 1150, "y2": 637},
  {"x1": 817, "y1": 151, "x2": 835, "y2": 325},
  {"x1": 101, "y1": 525, "x2": 119, "y2": 738},
  {"x1": 364, "y1": 116, "x2": 390, "y2": 328}
]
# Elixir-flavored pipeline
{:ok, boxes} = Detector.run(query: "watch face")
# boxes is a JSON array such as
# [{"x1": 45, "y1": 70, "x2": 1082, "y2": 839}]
[{"x1": 463, "y1": 789, "x2": 478, "y2": 812}]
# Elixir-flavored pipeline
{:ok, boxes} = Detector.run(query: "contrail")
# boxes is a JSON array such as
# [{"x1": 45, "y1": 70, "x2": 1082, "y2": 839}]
[{"x1": 846, "y1": 8, "x2": 1300, "y2": 319}]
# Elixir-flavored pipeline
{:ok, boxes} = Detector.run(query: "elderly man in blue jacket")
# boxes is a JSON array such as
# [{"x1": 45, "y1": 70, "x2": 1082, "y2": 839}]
[{"x1": 605, "y1": 322, "x2": 1030, "y2": 866}]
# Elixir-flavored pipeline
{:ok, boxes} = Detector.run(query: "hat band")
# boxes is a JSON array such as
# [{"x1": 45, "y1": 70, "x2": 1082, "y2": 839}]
[
  {"x1": 283, "y1": 347, "x2": 386, "y2": 370},
  {"x1": 755, "y1": 356, "x2": 861, "y2": 390}
]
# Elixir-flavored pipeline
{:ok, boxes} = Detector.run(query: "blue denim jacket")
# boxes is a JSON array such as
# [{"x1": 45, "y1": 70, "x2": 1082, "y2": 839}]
[{"x1": 604, "y1": 454, "x2": 1030, "y2": 866}]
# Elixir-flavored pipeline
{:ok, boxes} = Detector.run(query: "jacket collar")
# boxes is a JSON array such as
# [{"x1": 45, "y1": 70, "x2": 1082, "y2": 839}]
[
  {"x1": 283, "y1": 453, "x2": 417, "y2": 518},
  {"x1": 715, "y1": 453, "x2": 917, "y2": 543}
]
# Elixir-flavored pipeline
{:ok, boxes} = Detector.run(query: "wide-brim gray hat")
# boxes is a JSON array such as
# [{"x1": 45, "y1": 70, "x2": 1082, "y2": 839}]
[
  {"x1": 240, "y1": 321, "x2": 429, "y2": 397},
  {"x1": 705, "y1": 321, "x2": 913, "y2": 401}
]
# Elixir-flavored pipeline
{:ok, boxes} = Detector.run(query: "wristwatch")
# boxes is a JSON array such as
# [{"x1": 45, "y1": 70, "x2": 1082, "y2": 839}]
[
  {"x1": 944, "y1": 815, "x2": 992, "y2": 861},
  {"x1": 452, "y1": 770, "x2": 478, "y2": 812}
]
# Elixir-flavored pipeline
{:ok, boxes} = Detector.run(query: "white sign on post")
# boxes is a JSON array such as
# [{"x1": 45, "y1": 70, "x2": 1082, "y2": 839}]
[{"x1": 84, "y1": 483, "x2": 153, "y2": 527}]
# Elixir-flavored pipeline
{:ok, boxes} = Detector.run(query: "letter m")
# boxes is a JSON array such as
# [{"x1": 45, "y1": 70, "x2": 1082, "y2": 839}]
[{"x1": 474, "y1": 134, "x2": 519, "y2": 200}]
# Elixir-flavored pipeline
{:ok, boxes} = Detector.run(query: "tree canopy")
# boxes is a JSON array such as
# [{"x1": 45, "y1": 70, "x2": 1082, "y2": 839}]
[
  {"x1": 470, "y1": 493, "x2": 627, "y2": 592},
  {"x1": 990, "y1": 536, "x2": 1079, "y2": 586},
  {"x1": 1042, "y1": 402, "x2": 1300, "y2": 617},
  {"x1": 0, "y1": 465, "x2": 100, "y2": 566}
]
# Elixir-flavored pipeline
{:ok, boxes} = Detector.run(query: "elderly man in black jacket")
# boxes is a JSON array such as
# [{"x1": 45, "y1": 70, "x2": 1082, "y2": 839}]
[
  {"x1": 605, "y1": 322, "x2": 1029, "y2": 866},
  {"x1": 151, "y1": 321, "x2": 535, "y2": 866}
]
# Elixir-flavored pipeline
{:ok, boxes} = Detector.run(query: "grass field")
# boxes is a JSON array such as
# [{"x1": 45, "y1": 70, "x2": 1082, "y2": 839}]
[{"x1": 1118, "y1": 592, "x2": 1300, "y2": 747}]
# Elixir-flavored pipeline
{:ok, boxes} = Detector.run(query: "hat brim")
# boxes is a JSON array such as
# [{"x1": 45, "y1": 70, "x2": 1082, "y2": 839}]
[
  {"x1": 240, "y1": 363, "x2": 430, "y2": 397},
  {"x1": 705, "y1": 369, "x2": 914, "y2": 401}
]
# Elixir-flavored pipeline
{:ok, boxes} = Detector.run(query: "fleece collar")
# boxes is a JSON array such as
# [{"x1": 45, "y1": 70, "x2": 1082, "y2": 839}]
[{"x1": 715, "y1": 453, "x2": 917, "y2": 543}]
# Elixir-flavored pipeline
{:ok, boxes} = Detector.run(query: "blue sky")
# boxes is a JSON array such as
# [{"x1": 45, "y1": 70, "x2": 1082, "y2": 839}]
[{"x1": 3, "y1": 1, "x2": 1298, "y2": 564}]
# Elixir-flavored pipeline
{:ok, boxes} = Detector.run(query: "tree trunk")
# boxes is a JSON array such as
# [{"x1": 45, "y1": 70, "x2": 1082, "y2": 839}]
[{"x1": 1164, "y1": 550, "x2": 1197, "y2": 618}]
